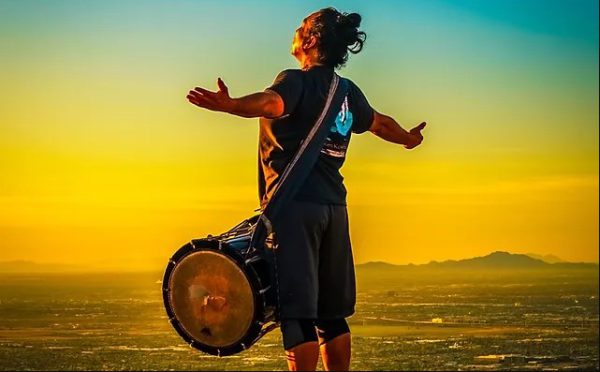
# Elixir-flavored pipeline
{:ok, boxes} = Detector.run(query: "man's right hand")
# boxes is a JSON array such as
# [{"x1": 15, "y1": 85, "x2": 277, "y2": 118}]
[
  {"x1": 187, "y1": 77, "x2": 234, "y2": 114},
  {"x1": 405, "y1": 122, "x2": 426, "y2": 149},
  {"x1": 368, "y1": 111, "x2": 427, "y2": 149}
]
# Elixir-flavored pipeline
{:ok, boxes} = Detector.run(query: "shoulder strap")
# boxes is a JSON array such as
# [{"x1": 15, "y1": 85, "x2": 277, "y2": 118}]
[{"x1": 250, "y1": 72, "x2": 349, "y2": 250}]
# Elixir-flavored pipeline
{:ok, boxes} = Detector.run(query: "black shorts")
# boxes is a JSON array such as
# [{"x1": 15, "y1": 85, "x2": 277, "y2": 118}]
[{"x1": 269, "y1": 198, "x2": 356, "y2": 320}]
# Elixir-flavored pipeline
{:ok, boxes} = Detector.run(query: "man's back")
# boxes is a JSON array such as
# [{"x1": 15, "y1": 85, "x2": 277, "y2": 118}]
[{"x1": 259, "y1": 65, "x2": 374, "y2": 208}]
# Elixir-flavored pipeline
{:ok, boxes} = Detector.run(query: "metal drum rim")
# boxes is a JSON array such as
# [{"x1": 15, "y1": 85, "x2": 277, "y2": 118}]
[{"x1": 162, "y1": 240, "x2": 266, "y2": 357}]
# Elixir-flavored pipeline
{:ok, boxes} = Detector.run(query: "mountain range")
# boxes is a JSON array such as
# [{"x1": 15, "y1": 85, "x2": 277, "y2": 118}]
[{"x1": 356, "y1": 251, "x2": 598, "y2": 271}]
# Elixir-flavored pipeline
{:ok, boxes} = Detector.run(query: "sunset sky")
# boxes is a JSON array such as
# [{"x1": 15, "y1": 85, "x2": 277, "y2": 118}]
[{"x1": 1, "y1": 0, "x2": 598, "y2": 271}]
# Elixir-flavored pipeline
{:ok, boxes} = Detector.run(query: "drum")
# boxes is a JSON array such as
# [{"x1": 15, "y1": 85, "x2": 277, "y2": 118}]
[{"x1": 162, "y1": 215, "x2": 279, "y2": 357}]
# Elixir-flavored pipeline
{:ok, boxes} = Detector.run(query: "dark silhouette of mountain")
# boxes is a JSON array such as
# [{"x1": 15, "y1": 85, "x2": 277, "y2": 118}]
[
  {"x1": 356, "y1": 261, "x2": 399, "y2": 270},
  {"x1": 525, "y1": 253, "x2": 565, "y2": 263},
  {"x1": 428, "y1": 251, "x2": 546, "y2": 269},
  {"x1": 357, "y1": 251, "x2": 597, "y2": 271}
]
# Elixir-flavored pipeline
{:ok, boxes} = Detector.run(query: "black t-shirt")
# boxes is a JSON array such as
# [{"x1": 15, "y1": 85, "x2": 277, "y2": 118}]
[{"x1": 258, "y1": 65, "x2": 374, "y2": 208}]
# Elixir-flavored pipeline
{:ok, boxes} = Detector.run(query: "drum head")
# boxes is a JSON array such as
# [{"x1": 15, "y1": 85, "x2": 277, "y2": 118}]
[{"x1": 167, "y1": 249, "x2": 255, "y2": 349}]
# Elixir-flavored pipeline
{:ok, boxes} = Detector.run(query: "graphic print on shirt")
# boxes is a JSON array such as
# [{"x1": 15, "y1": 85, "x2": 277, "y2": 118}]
[{"x1": 321, "y1": 96, "x2": 353, "y2": 158}]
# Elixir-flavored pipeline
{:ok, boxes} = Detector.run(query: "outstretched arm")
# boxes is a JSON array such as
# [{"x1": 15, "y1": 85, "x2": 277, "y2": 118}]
[
  {"x1": 187, "y1": 78, "x2": 285, "y2": 119},
  {"x1": 369, "y1": 110, "x2": 427, "y2": 149}
]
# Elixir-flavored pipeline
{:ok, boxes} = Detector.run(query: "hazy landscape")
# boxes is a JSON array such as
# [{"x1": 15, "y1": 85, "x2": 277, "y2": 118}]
[{"x1": 0, "y1": 252, "x2": 598, "y2": 371}]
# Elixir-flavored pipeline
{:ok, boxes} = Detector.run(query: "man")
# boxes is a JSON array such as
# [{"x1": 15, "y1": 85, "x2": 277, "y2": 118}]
[{"x1": 187, "y1": 7, "x2": 427, "y2": 371}]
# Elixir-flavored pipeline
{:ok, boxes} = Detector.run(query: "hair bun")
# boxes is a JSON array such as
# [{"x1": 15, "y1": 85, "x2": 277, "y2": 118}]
[
  {"x1": 344, "y1": 13, "x2": 361, "y2": 28},
  {"x1": 307, "y1": 7, "x2": 367, "y2": 68}
]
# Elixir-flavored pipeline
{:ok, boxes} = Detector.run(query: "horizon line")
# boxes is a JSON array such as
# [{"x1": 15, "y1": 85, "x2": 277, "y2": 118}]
[{"x1": 1, "y1": 251, "x2": 598, "y2": 274}]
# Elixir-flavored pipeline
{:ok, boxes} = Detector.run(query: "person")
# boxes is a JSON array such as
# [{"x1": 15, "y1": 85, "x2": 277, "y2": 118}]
[{"x1": 186, "y1": 7, "x2": 427, "y2": 371}]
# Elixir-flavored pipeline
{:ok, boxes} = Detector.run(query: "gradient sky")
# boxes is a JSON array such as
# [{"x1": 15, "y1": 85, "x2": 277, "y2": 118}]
[{"x1": 0, "y1": 0, "x2": 598, "y2": 270}]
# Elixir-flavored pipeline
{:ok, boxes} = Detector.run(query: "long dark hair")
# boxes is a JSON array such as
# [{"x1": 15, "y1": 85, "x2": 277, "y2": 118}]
[{"x1": 305, "y1": 7, "x2": 366, "y2": 69}]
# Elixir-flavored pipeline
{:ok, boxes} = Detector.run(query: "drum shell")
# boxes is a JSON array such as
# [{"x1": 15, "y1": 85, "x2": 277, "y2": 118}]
[{"x1": 221, "y1": 233, "x2": 277, "y2": 324}]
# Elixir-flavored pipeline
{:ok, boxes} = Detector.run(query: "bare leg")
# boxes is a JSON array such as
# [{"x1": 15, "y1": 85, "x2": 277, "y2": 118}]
[
  {"x1": 319, "y1": 332, "x2": 351, "y2": 371},
  {"x1": 285, "y1": 341, "x2": 319, "y2": 371}
]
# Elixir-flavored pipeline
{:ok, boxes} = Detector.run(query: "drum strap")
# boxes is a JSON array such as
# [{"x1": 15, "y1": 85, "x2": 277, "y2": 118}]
[{"x1": 249, "y1": 72, "x2": 349, "y2": 251}]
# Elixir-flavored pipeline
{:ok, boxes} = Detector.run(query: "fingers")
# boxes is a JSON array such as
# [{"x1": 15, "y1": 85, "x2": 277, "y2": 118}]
[
  {"x1": 408, "y1": 122, "x2": 427, "y2": 140},
  {"x1": 186, "y1": 80, "x2": 231, "y2": 112},
  {"x1": 186, "y1": 93, "x2": 201, "y2": 104},
  {"x1": 193, "y1": 86, "x2": 214, "y2": 96},
  {"x1": 217, "y1": 77, "x2": 229, "y2": 95},
  {"x1": 188, "y1": 84, "x2": 216, "y2": 99},
  {"x1": 187, "y1": 79, "x2": 229, "y2": 110},
  {"x1": 187, "y1": 88, "x2": 216, "y2": 109},
  {"x1": 412, "y1": 122, "x2": 426, "y2": 132},
  {"x1": 405, "y1": 124, "x2": 425, "y2": 149}
]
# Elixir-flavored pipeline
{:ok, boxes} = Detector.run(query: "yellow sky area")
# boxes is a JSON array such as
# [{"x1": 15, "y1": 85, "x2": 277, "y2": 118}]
[
  {"x1": 346, "y1": 163, "x2": 598, "y2": 265},
  {"x1": 0, "y1": 137, "x2": 597, "y2": 271}
]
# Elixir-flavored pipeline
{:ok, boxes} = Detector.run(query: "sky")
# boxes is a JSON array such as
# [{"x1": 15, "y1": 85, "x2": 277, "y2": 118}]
[{"x1": 0, "y1": 0, "x2": 598, "y2": 271}]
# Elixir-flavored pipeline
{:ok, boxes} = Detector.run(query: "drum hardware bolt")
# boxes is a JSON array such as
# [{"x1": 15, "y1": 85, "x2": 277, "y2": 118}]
[
  {"x1": 169, "y1": 259, "x2": 176, "y2": 265},
  {"x1": 217, "y1": 349, "x2": 221, "y2": 357},
  {"x1": 259, "y1": 286, "x2": 271, "y2": 295},
  {"x1": 265, "y1": 235, "x2": 278, "y2": 250},
  {"x1": 241, "y1": 343, "x2": 247, "y2": 350}
]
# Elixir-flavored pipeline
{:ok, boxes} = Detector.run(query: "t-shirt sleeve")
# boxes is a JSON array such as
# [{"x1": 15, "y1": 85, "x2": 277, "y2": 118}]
[
  {"x1": 350, "y1": 81, "x2": 375, "y2": 134},
  {"x1": 264, "y1": 69, "x2": 303, "y2": 116}
]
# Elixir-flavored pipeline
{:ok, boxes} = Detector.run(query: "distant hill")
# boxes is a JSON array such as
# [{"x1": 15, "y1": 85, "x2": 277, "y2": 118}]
[
  {"x1": 525, "y1": 253, "x2": 565, "y2": 263},
  {"x1": 427, "y1": 251, "x2": 547, "y2": 269},
  {"x1": 357, "y1": 251, "x2": 598, "y2": 271},
  {"x1": 356, "y1": 261, "x2": 399, "y2": 270},
  {"x1": 355, "y1": 252, "x2": 598, "y2": 288}
]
